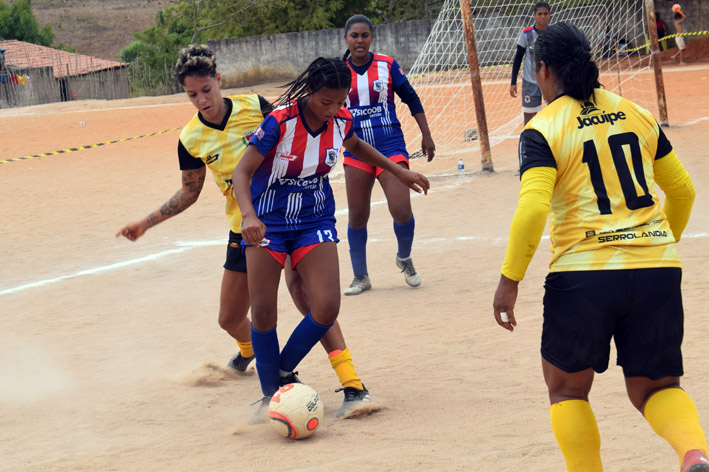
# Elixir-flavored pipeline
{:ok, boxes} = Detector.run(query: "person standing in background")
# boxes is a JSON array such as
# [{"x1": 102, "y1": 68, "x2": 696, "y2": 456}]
[
  {"x1": 340, "y1": 14, "x2": 436, "y2": 295},
  {"x1": 510, "y1": 2, "x2": 551, "y2": 126},
  {"x1": 671, "y1": 5, "x2": 688, "y2": 65}
]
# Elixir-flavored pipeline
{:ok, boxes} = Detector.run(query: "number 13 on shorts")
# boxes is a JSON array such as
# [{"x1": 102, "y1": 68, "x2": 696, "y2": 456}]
[{"x1": 317, "y1": 229, "x2": 335, "y2": 242}]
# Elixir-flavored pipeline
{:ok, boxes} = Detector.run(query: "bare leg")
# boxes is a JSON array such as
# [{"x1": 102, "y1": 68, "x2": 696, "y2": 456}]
[
  {"x1": 284, "y1": 261, "x2": 346, "y2": 353},
  {"x1": 542, "y1": 357, "x2": 594, "y2": 404},
  {"x1": 377, "y1": 161, "x2": 413, "y2": 224},
  {"x1": 218, "y1": 269, "x2": 251, "y2": 342},
  {"x1": 292, "y1": 242, "x2": 340, "y2": 327},
  {"x1": 625, "y1": 376, "x2": 680, "y2": 412},
  {"x1": 345, "y1": 165, "x2": 376, "y2": 229},
  {"x1": 244, "y1": 246, "x2": 282, "y2": 332}
]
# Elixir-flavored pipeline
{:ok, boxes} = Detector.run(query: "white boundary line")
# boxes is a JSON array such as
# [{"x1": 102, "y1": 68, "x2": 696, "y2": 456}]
[{"x1": 2, "y1": 231, "x2": 708, "y2": 297}]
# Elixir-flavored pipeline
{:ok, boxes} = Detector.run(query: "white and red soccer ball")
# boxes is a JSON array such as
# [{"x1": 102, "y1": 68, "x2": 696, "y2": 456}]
[{"x1": 268, "y1": 383, "x2": 323, "y2": 439}]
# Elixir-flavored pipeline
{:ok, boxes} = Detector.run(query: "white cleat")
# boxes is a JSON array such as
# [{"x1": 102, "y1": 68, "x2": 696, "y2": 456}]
[
  {"x1": 396, "y1": 256, "x2": 421, "y2": 287},
  {"x1": 344, "y1": 275, "x2": 372, "y2": 296}
]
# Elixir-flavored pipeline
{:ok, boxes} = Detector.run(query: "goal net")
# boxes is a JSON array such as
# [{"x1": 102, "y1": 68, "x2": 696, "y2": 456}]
[{"x1": 401, "y1": 0, "x2": 657, "y2": 175}]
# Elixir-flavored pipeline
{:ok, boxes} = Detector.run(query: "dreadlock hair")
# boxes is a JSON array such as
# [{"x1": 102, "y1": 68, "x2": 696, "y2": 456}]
[
  {"x1": 534, "y1": 22, "x2": 600, "y2": 102},
  {"x1": 274, "y1": 57, "x2": 352, "y2": 110},
  {"x1": 342, "y1": 14, "x2": 374, "y2": 61},
  {"x1": 173, "y1": 44, "x2": 217, "y2": 86}
]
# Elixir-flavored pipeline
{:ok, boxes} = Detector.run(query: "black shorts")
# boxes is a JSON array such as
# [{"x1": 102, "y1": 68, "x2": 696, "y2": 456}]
[
  {"x1": 541, "y1": 268, "x2": 684, "y2": 379},
  {"x1": 223, "y1": 231, "x2": 247, "y2": 273}
]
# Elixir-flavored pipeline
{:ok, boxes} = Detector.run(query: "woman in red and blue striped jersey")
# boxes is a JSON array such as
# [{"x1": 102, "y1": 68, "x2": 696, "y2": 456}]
[
  {"x1": 341, "y1": 14, "x2": 436, "y2": 296},
  {"x1": 232, "y1": 57, "x2": 429, "y2": 423}
]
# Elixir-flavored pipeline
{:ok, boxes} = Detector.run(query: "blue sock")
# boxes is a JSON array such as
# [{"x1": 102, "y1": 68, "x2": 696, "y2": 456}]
[
  {"x1": 394, "y1": 215, "x2": 415, "y2": 259},
  {"x1": 251, "y1": 324, "x2": 280, "y2": 397},
  {"x1": 348, "y1": 225, "x2": 368, "y2": 277},
  {"x1": 279, "y1": 313, "x2": 333, "y2": 373}
]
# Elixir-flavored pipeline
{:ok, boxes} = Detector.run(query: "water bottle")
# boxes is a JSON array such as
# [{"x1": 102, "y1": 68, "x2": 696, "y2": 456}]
[{"x1": 457, "y1": 158, "x2": 465, "y2": 177}]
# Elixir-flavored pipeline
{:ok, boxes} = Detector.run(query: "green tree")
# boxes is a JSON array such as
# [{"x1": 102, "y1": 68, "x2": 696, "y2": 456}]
[
  {"x1": 0, "y1": 0, "x2": 54, "y2": 45},
  {"x1": 369, "y1": 0, "x2": 442, "y2": 23},
  {"x1": 0, "y1": 2, "x2": 9, "y2": 40},
  {"x1": 121, "y1": 7, "x2": 193, "y2": 94}
]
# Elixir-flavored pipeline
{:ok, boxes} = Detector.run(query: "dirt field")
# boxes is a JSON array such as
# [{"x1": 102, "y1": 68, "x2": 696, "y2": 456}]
[{"x1": 1, "y1": 63, "x2": 708, "y2": 471}]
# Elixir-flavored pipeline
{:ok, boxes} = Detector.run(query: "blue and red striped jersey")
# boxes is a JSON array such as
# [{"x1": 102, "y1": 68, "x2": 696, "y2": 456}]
[{"x1": 249, "y1": 99, "x2": 354, "y2": 231}]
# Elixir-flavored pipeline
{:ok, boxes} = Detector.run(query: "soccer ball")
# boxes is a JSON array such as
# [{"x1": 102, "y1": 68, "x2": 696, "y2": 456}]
[
  {"x1": 672, "y1": 3, "x2": 682, "y2": 13},
  {"x1": 268, "y1": 383, "x2": 323, "y2": 439}
]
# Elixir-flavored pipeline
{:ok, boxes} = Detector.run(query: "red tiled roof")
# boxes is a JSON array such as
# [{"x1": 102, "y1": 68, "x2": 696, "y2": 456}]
[{"x1": 0, "y1": 40, "x2": 127, "y2": 78}]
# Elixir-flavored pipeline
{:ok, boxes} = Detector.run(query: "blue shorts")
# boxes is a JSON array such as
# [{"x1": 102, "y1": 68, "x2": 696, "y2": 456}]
[
  {"x1": 541, "y1": 268, "x2": 684, "y2": 379},
  {"x1": 223, "y1": 231, "x2": 247, "y2": 273},
  {"x1": 247, "y1": 223, "x2": 339, "y2": 269}
]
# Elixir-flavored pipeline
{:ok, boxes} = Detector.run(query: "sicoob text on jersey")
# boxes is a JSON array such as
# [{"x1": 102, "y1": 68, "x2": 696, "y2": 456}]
[{"x1": 576, "y1": 101, "x2": 627, "y2": 129}]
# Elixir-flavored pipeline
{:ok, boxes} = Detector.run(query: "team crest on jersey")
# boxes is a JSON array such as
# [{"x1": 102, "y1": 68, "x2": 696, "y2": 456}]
[
  {"x1": 325, "y1": 148, "x2": 338, "y2": 167},
  {"x1": 242, "y1": 130, "x2": 256, "y2": 146},
  {"x1": 206, "y1": 153, "x2": 220, "y2": 164},
  {"x1": 373, "y1": 80, "x2": 385, "y2": 92},
  {"x1": 580, "y1": 101, "x2": 600, "y2": 115}
]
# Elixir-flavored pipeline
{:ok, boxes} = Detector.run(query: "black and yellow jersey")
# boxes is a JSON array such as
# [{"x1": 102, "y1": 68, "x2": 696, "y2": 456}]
[
  {"x1": 519, "y1": 88, "x2": 679, "y2": 272},
  {"x1": 178, "y1": 94, "x2": 268, "y2": 233}
]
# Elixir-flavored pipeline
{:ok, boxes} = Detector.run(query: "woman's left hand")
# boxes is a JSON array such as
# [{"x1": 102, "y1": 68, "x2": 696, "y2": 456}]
[
  {"x1": 398, "y1": 169, "x2": 430, "y2": 195},
  {"x1": 421, "y1": 134, "x2": 436, "y2": 162}
]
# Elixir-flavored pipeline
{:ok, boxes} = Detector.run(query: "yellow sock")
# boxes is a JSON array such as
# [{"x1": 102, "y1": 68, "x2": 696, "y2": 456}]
[
  {"x1": 550, "y1": 399, "x2": 603, "y2": 472},
  {"x1": 236, "y1": 339, "x2": 254, "y2": 358},
  {"x1": 328, "y1": 347, "x2": 363, "y2": 390},
  {"x1": 644, "y1": 387, "x2": 707, "y2": 465}
]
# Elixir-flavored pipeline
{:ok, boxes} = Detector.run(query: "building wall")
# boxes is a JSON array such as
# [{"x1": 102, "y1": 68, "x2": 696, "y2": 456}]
[
  {"x1": 69, "y1": 68, "x2": 130, "y2": 101},
  {"x1": 209, "y1": 20, "x2": 434, "y2": 87},
  {"x1": 0, "y1": 65, "x2": 58, "y2": 108}
]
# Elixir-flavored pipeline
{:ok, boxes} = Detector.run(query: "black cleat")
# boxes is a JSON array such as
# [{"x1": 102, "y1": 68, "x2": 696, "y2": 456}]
[{"x1": 227, "y1": 352, "x2": 255, "y2": 372}]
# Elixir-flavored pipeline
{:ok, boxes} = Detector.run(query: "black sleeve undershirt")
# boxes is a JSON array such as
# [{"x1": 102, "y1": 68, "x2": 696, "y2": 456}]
[
  {"x1": 511, "y1": 45, "x2": 526, "y2": 86},
  {"x1": 177, "y1": 140, "x2": 205, "y2": 171},
  {"x1": 518, "y1": 128, "x2": 556, "y2": 175}
]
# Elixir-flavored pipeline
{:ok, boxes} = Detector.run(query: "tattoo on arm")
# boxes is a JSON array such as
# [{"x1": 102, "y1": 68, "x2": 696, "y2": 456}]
[{"x1": 157, "y1": 168, "x2": 205, "y2": 219}]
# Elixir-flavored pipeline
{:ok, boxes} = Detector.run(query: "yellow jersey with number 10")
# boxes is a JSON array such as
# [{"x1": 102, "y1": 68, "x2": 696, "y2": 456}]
[{"x1": 523, "y1": 88, "x2": 679, "y2": 272}]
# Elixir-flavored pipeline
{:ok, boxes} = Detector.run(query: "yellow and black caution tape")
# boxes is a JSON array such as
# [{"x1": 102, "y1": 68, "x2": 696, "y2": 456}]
[
  {"x1": 0, "y1": 127, "x2": 183, "y2": 165},
  {"x1": 614, "y1": 30, "x2": 709, "y2": 55}
]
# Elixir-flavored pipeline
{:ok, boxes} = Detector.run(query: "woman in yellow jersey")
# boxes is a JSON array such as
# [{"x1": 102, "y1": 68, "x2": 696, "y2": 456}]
[
  {"x1": 492, "y1": 23, "x2": 707, "y2": 472},
  {"x1": 116, "y1": 45, "x2": 375, "y2": 419}
]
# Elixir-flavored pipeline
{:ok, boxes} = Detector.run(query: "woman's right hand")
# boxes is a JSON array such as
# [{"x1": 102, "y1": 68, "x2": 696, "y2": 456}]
[
  {"x1": 241, "y1": 215, "x2": 267, "y2": 246},
  {"x1": 116, "y1": 220, "x2": 149, "y2": 241}
]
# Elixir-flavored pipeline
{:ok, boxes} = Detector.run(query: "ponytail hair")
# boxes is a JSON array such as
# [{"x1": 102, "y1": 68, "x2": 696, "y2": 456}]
[
  {"x1": 173, "y1": 44, "x2": 217, "y2": 86},
  {"x1": 274, "y1": 57, "x2": 352, "y2": 110},
  {"x1": 533, "y1": 22, "x2": 600, "y2": 101},
  {"x1": 343, "y1": 14, "x2": 374, "y2": 61}
]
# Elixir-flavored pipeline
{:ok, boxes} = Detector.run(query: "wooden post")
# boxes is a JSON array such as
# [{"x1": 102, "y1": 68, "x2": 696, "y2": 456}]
[
  {"x1": 644, "y1": 0, "x2": 669, "y2": 126},
  {"x1": 460, "y1": 0, "x2": 493, "y2": 172}
]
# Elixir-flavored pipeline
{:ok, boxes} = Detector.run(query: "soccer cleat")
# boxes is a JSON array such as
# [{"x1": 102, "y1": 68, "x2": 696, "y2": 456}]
[
  {"x1": 227, "y1": 352, "x2": 255, "y2": 372},
  {"x1": 681, "y1": 449, "x2": 709, "y2": 472},
  {"x1": 344, "y1": 275, "x2": 372, "y2": 296},
  {"x1": 248, "y1": 396, "x2": 271, "y2": 425},
  {"x1": 396, "y1": 256, "x2": 421, "y2": 287},
  {"x1": 279, "y1": 371, "x2": 301, "y2": 386},
  {"x1": 335, "y1": 385, "x2": 372, "y2": 419}
]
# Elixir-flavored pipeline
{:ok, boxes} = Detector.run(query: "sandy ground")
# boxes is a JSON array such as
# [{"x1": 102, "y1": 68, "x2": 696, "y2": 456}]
[{"x1": 1, "y1": 63, "x2": 709, "y2": 472}]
